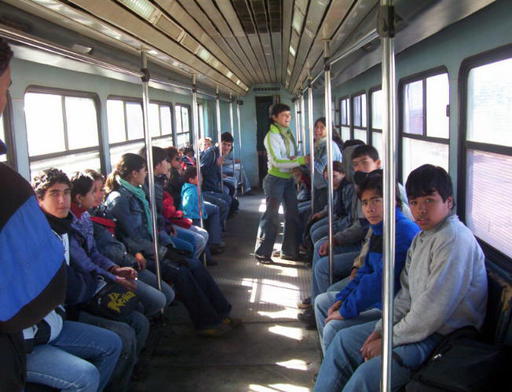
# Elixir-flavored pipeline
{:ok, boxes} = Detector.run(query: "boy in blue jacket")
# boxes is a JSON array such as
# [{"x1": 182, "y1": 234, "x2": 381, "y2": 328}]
[{"x1": 314, "y1": 170, "x2": 419, "y2": 353}]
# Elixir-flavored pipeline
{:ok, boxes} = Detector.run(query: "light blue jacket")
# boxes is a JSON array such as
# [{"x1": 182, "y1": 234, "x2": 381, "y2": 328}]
[{"x1": 180, "y1": 183, "x2": 207, "y2": 220}]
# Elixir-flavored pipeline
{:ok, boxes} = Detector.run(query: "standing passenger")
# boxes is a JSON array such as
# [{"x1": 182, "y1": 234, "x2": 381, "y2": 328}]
[{"x1": 254, "y1": 103, "x2": 310, "y2": 263}]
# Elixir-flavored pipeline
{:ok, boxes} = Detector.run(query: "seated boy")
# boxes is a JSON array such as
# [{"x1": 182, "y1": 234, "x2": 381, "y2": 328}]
[
  {"x1": 314, "y1": 171, "x2": 419, "y2": 354},
  {"x1": 314, "y1": 164, "x2": 488, "y2": 392}
]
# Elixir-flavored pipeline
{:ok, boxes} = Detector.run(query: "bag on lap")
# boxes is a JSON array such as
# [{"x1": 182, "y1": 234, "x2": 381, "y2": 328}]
[{"x1": 405, "y1": 326, "x2": 508, "y2": 392}]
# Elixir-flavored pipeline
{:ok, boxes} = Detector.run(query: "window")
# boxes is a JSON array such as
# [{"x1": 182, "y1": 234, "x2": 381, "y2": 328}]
[
  {"x1": 352, "y1": 93, "x2": 367, "y2": 143},
  {"x1": 0, "y1": 114, "x2": 6, "y2": 163},
  {"x1": 24, "y1": 89, "x2": 101, "y2": 178},
  {"x1": 370, "y1": 88, "x2": 383, "y2": 159},
  {"x1": 175, "y1": 104, "x2": 191, "y2": 146},
  {"x1": 400, "y1": 69, "x2": 449, "y2": 181},
  {"x1": 198, "y1": 103, "x2": 205, "y2": 138},
  {"x1": 462, "y1": 52, "x2": 512, "y2": 261},
  {"x1": 339, "y1": 97, "x2": 350, "y2": 142},
  {"x1": 107, "y1": 98, "x2": 173, "y2": 166}
]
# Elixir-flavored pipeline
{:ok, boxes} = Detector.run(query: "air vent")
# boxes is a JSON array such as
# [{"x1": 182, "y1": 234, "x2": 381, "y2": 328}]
[
  {"x1": 155, "y1": 14, "x2": 183, "y2": 40},
  {"x1": 253, "y1": 87, "x2": 280, "y2": 92}
]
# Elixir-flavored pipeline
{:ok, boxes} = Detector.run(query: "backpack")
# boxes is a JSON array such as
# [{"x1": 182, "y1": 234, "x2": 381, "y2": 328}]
[{"x1": 405, "y1": 326, "x2": 508, "y2": 392}]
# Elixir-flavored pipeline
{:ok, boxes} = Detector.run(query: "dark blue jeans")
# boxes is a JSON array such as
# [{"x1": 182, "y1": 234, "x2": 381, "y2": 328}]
[
  {"x1": 255, "y1": 175, "x2": 301, "y2": 258},
  {"x1": 152, "y1": 257, "x2": 231, "y2": 329}
]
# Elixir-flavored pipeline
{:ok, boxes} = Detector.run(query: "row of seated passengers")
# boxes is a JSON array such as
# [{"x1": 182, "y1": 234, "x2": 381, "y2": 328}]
[
  {"x1": 291, "y1": 144, "x2": 487, "y2": 391},
  {"x1": 23, "y1": 143, "x2": 243, "y2": 392}
]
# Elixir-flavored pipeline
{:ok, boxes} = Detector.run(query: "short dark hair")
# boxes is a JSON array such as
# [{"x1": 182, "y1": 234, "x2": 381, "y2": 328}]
[
  {"x1": 183, "y1": 166, "x2": 198, "y2": 182},
  {"x1": 357, "y1": 169, "x2": 402, "y2": 209},
  {"x1": 138, "y1": 146, "x2": 168, "y2": 169},
  {"x1": 269, "y1": 103, "x2": 290, "y2": 121},
  {"x1": 352, "y1": 144, "x2": 380, "y2": 161},
  {"x1": 166, "y1": 146, "x2": 179, "y2": 162},
  {"x1": 33, "y1": 168, "x2": 71, "y2": 199},
  {"x1": 84, "y1": 168, "x2": 104, "y2": 182},
  {"x1": 70, "y1": 171, "x2": 95, "y2": 200},
  {"x1": 221, "y1": 132, "x2": 234, "y2": 143},
  {"x1": 342, "y1": 139, "x2": 365, "y2": 150},
  {"x1": 323, "y1": 161, "x2": 345, "y2": 175},
  {"x1": 0, "y1": 39, "x2": 13, "y2": 76},
  {"x1": 406, "y1": 164, "x2": 453, "y2": 202}
]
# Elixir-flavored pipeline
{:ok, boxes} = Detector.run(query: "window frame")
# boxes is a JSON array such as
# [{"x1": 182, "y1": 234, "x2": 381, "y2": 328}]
[
  {"x1": 368, "y1": 85, "x2": 383, "y2": 155},
  {"x1": 175, "y1": 103, "x2": 192, "y2": 146},
  {"x1": 350, "y1": 90, "x2": 368, "y2": 142},
  {"x1": 458, "y1": 44, "x2": 512, "y2": 268},
  {"x1": 0, "y1": 93, "x2": 16, "y2": 169},
  {"x1": 107, "y1": 95, "x2": 175, "y2": 148},
  {"x1": 398, "y1": 66, "x2": 450, "y2": 183},
  {"x1": 25, "y1": 86, "x2": 104, "y2": 171}
]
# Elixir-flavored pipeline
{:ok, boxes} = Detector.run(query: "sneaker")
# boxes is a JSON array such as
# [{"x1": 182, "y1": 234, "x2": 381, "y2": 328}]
[
  {"x1": 298, "y1": 297, "x2": 312, "y2": 310},
  {"x1": 223, "y1": 317, "x2": 242, "y2": 328},
  {"x1": 196, "y1": 324, "x2": 231, "y2": 337},
  {"x1": 255, "y1": 254, "x2": 273, "y2": 264}
]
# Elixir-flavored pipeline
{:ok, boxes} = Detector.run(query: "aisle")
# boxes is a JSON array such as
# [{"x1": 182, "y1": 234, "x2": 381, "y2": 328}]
[{"x1": 143, "y1": 194, "x2": 321, "y2": 392}]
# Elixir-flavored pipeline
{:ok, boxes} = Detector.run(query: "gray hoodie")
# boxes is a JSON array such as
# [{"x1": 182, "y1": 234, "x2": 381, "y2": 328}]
[{"x1": 374, "y1": 214, "x2": 488, "y2": 347}]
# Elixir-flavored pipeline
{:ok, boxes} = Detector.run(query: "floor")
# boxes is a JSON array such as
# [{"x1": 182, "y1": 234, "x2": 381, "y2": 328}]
[{"x1": 140, "y1": 194, "x2": 321, "y2": 392}]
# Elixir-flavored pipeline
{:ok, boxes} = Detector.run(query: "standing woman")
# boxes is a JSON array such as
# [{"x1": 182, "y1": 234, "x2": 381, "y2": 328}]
[{"x1": 255, "y1": 103, "x2": 310, "y2": 264}]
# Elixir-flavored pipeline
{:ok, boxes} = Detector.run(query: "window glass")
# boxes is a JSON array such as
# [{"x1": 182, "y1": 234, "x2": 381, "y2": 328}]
[
  {"x1": 30, "y1": 151, "x2": 101, "y2": 181},
  {"x1": 426, "y1": 73, "x2": 449, "y2": 139},
  {"x1": 354, "y1": 129, "x2": 367, "y2": 143},
  {"x1": 340, "y1": 98, "x2": 350, "y2": 125},
  {"x1": 361, "y1": 94, "x2": 367, "y2": 128},
  {"x1": 403, "y1": 80, "x2": 423, "y2": 135},
  {"x1": 371, "y1": 89, "x2": 383, "y2": 130},
  {"x1": 0, "y1": 114, "x2": 5, "y2": 162},
  {"x1": 466, "y1": 149, "x2": 512, "y2": 258},
  {"x1": 198, "y1": 104, "x2": 204, "y2": 137},
  {"x1": 149, "y1": 103, "x2": 160, "y2": 137},
  {"x1": 181, "y1": 106, "x2": 190, "y2": 133},
  {"x1": 372, "y1": 131, "x2": 383, "y2": 160},
  {"x1": 177, "y1": 133, "x2": 190, "y2": 147},
  {"x1": 107, "y1": 100, "x2": 126, "y2": 143},
  {"x1": 126, "y1": 102, "x2": 144, "y2": 140},
  {"x1": 160, "y1": 106, "x2": 172, "y2": 136},
  {"x1": 65, "y1": 97, "x2": 99, "y2": 150},
  {"x1": 467, "y1": 57, "x2": 512, "y2": 147},
  {"x1": 152, "y1": 137, "x2": 172, "y2": 148},
  {"x1": 175, "y1": 106, "x2": 183, "y2": 133},
  {"x1": 353, "y1": 95, "x2": 362, "y2": 127},
  {"x1": 341, "y1": 126, "x2": 350, "y2": 142},
  {"x1": 402, "y1": 137, "x2": 449, "y2": 181},
  {"x1": 110, "y1": 140, "x2": 146, "y2": 168},
  {"x1": 25, "y1": 92, "x2": 66, "y2": 156}
]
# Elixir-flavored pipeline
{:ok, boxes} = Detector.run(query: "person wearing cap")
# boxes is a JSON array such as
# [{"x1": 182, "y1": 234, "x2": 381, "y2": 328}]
[
  {"x1": 254, "y1": 103, "x2": 310, "y2": 264},
  {"x1": 0, "y1": 38, "x2": 67, "y2": 391}
]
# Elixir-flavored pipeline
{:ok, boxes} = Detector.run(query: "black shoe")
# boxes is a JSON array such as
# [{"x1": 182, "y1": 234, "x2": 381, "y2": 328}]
[
  {"x1": 255, "y1": 254, "x2": 273, "y2": 264},
  {"x1": 298, "y1": 309, "x2": 316, "y2": 329},
  {"x1": 210, "y1": 245, "x2": 224, "y2": 255},
  {"x1": 206, "y1": 259, "x2": 218, "y2": 266},
  {"x1": 281, "y1": 253, "x2": 307, "y2": 262}
]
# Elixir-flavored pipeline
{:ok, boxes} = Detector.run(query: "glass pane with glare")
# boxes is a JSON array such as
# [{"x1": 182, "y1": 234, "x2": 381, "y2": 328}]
[
  {"x1": 30, "y1": 151, "x2": 101, "y2": 182},
  {"x1": 402, "y1": 137, "x2": 448, "y2": 182},
  {"x1": 126, "y1": 102, "x2": 144, "y2": 140},
  {"x1": 149, "y1": 103, "x2": 160, "y2": 137},
  {"x1": 353, "y1": 95, "x2": 362, "y2": 127},
  {"x1": 25, "y1": 92, "x2": 65, "y2": 156},
  {"x1": 177, "y1": 132, "x2": 190, "y2": 146},
  {"x1": 466, "y1": 149, "x2": 512, "y2": 258},
  {"x1": 181, "y1": 106, "x2": 190, "y2": 133},
  {"x1": 341, "y1": 126, "x2": 350, "y2": 142},
  {"x1": 371, "y1": 90, "x2": 383, "y2": 130},
  {"x1": 175, "y1": 106, "x2": 182, "y2": 133},
  {"x1": 467, "y1": 57, "x2": 512, "y2": 147},
  {"x1": 110, "y1": 140, "x2": 145, "y2": 168},
  {"x1": 0, "y1": 115, "x2": 5, "y2": 162},
  {"x1": 372, "y1": 131, "x2": 383, "y2": 160},
  {"x1": 361, "y1": 94, "x2": 367, "y2": 128},
  {"x1": 107, "y1": 100, "x2": 126, "y2": 143},
  {"x1": 65, "y1": 97, "x2": 99, "y2": 150},
  {"x1": 403, "y1": 80, "x2": 423, "y2": 135},
  {"x1": 354, "y1": 129, "x2": 367, "y2": 143},
  {"x1": 160, "y1": 106, "x2": 172, "y2": 136},
  {"x1": 426, "y1": 73, "x2": 449, "y2": 138}
]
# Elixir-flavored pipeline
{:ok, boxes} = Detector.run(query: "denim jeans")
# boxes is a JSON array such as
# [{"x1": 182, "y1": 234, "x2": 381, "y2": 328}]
[
  {"x1": 314, "y1": 291, "x2": 382, "y2": 354},
  {"x1": 314, "y1": 320, "x2": 443, "y2": 392},
  {"x1": 170, "y1": 234, "x2": 195, "y2": 256},
  {"x1": 201, "y1": 202, "x2": 223, "y2": 245},
  {"x1": 78, "y1": 310, "x2": 149, "y2": 392},
  {"x1": 137, "y1": 269, "x2": 175, "y2": 316},
  {"x1": 311, "y1": 239, "x2": 360, "y2": 299},
  {"x1": 26, "y1": 320, "x2": 122, "y2": 392},
  {"x1": 255, "y1": 175, "x2": 301, "y2": 258},
  {"x1": 310, "y1": 216, "x2": 349, "y2": 245},
  {"x1": 203, "y1": 192, "x2": 230, "y2": 224},
  {"x1": 327, "y1": 276, "x2": 351, "y2": 292},
  {"x1": 157, "y1": 257, "x2": 232, "y2": 329},
  {"x1": 174, "y1": 224, "x2": 208, "y2": 259}
]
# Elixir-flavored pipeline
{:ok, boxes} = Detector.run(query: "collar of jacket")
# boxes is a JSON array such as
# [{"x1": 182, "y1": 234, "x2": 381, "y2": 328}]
[
  {"x1": 370, "y1": 207, "x2": 405, "y2": 236},
  {"x1": 419, "y1": 212, "x2": 457, "y2": 237}
]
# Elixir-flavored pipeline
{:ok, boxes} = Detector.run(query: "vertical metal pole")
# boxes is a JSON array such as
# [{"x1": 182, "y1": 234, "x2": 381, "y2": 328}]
[
  {"x1": 380, "y1": 1, "x2": 396, "y2": 391},
  {"x1": 307, "y1": 78, "x2": 315, "y2": 210},
  {"x1": 216, "y1": 87, "x2": 223, "y2": 190},
  {"x1": 300, "y1": 94, "x2": 306, "y2": 156},
  {"x1": 324, "y1": 41, "x2": 335, "y2": 285},
  {"x1": 229, "y1": 95, "x2": 237, "y2": 197},
  {"x1": 140, "y1": 51, "x2": 163, "y2": 292},
  {"x1": 294, "y1": 98, "x2": 302, "y2": 150},
  {"x1": 236, "y1": 99, "x2": 244, "y2": 194},
  {"x1": 191, "y1": 75, "x2": 204, "y2": 229}
]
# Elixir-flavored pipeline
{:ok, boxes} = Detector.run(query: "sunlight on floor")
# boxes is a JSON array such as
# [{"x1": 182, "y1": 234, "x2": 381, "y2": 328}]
[
  {"x1": 268, "y1": 325, "x2": 304, "y2": 341},
  {"x1": 258, "y1": 308, "x2": 297, "y2": 319},
  {"x1": 249, "y1": 384, "x2": 310, "y2": 392},
  {"x1": 276, "y1": 359, "x2": 309, "y2": 371},
  {"x1": 241, "y1": 277, "x2": 302, "y2": 308}
]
